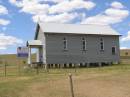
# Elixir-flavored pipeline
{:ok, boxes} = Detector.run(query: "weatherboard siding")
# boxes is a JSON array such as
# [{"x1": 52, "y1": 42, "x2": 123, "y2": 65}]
[{"x1": 45, "y1": 33, "x2": 120, "y2": 64}]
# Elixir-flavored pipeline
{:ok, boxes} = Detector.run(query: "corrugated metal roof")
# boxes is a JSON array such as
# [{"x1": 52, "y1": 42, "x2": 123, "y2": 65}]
[{"x1": 38, "y1": 22, "x2": 121, "y2": 36}]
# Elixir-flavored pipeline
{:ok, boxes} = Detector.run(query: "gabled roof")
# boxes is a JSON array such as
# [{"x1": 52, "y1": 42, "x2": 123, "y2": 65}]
[{"x1": 35, "y1": 22, "x2": 121, "y2": 39}]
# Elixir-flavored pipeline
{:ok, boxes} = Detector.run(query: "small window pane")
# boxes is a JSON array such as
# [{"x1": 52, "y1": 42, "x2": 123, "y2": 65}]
[
  {"x1": 63, "y1": 38, "x2": 67, "y2": 50},
  {"x1": 112, "y1": 47, "x2": 116, "y2": 55},
  {"x1": 100, "y1": 38, "x2": 104, "y2": 51},
  {"x1": 82, "y1": 38, "x2": 86, "y2": 51}
]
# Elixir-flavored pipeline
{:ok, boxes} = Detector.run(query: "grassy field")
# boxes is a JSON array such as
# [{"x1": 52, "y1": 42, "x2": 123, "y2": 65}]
[{"x1": 0, "y1": 64, "x2": 130, "y2": 97}]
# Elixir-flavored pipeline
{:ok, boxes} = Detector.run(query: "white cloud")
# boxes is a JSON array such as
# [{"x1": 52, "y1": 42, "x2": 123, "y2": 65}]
[
  {"x1": 0, "y1": 33, "x2": 23, "y2": 50},
  {"x1": 0, "y1": 19, "x2": 10, "y2": 25},
  {"x1": 49, "y1": 0, "x2": 96, "y2": 14},
  {"x1": 105, "y1": 8, "x2": 129, "y2": 18},
  {"x1": 82, "y1": 14, "x2": 114, "y2": 25},
  {"x1": 10, "y1": 0, "x2": 49, "y2": 14},
  {"x1": 120, "y1": 47, "x2": 128, "y2": 49},
  {"x1": 43, "y1": 0, "x2": 68, "y2": 3},
  {"x1": 0, "y1": 5, "x2": 8, "y2": 15},
  {"x1": 10, "y1": 0, "x2": 95, "y2": 15},
  {"x1": 20, "y1": 2, "x2": 49, "y2": 15},
  {"x1": 33, "y1": 12, "x2": 78, "y2": 23},
  {"x1": 82, "y1": 13, "x2": 128, "y2": 25},
  {"x1": 81, "y1": 2, "x2": 129, "y2": 25},
  {"x1": 0, "y1": 5, "x2": 10, "y2": 26},
  {"x1": 0, "y1": 46, "x2": 6, "y2": 50},
  {"x1": 111, "y1": 1, "x2": 124, "y2": 9},
  {"x1": 9, "y1": 0, "x2": 96, "y2": 24},
  {"x1": 121, "y1": 31, "x2": 130, "y2": 42},
  {"x1": 9, "y1": 0, "x2": 50, "y2": 15},
  {"x1": 9, "y1": 0, "x2": 23, "y2": 7}
]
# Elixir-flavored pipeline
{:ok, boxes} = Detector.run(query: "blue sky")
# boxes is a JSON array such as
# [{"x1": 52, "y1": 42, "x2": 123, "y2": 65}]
[{"x1": 0, "y1": 0, "x2": 130, "y2": 54}]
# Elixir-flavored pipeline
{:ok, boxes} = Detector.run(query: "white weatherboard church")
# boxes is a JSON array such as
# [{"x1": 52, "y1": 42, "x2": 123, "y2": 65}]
[{"x1": 27, "y1": 22, "x2": 121, "y2": 67}]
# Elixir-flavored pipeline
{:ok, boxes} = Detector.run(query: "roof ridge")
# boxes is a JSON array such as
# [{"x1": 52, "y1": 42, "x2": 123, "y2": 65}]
[{"x1": 38, "y1": 22, "x2": 109, "y2": 27}]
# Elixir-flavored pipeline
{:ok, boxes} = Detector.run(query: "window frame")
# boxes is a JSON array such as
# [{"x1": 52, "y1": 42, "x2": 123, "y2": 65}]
[
  {"x1": 100, "y1": 37, "x2": 104, "y2": 51},
  {"x1": 82, "y1": 37, "x2": 87, "y2": 51},
  {"x1": 112, "y1": 46, "x2": 116, "y2": 55},
  {"x1": 63, "y1": 37, "x2": 68, "y2": 51}
]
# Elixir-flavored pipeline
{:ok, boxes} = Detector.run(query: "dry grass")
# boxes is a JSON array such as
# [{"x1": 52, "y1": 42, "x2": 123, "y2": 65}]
[
  {"x1": 0, "y1": 64, "x2": 130, "y2": 97},
  {"x1": 20, "y1": 72, "x2": 130, "y2": 97}
]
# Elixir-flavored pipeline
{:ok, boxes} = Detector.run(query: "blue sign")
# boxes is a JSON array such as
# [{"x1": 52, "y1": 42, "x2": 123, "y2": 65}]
[{"x1": 17, "y1": 47, "x2": 28, "y2": 58}]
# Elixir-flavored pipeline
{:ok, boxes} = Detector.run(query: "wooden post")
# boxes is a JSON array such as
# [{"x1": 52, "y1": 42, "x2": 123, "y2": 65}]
[
  {"x1": 18, "y1": 60, "x2": 21, "y2": 76},
  {"x1": 45, "y1": 64, "x2": 48, "y2": 72},
  {"x1": 28, "y1": 46, "x2": 31, "y2": 65},
  {"x1": 87, "y1": 63, "x2": 90, "y2": 67},
  {"x1": 36, "y1": 64, "x2": 39, "y2": 75},
  {"x1": 4, "y1": 61, "x2": 7, "y2": 77},
  {"x1": 74, "y1": 64, "x2": 76, "y2": 73},
  {"x1": 99, "y1": 62, "x2": 102, "y2": 67},
  {"x1": 69, "y1": 73, "x2": 75, "y2": 97}
]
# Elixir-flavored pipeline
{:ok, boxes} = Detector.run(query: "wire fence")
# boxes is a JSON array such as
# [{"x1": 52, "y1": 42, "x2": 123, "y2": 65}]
[{"x1": 0, "y1": 61, "x2": 78, "y2": 77}]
